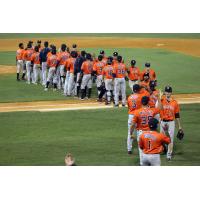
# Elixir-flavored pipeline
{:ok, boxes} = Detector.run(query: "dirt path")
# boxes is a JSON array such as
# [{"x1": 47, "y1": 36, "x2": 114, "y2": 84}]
[
  {"x1": 0, "y1": 65, "x2": 15, "y2": 74},
  {"x1": 0, "y1": 94, "x2": 199, "y2": 113},
  {"x1": 1, "y1": 37, "x2": 200, "y2": 57}
]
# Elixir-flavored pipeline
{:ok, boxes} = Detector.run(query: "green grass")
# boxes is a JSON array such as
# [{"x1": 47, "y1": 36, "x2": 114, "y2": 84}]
[
  {"x1": 0, "y1": 48, "x2": 199, "y2": 103},
  {"x1": 0, "y1": 33, "x2": 200, "y2": 39},
  {"x1": 0, "y1": 104, "x2": 199, "y2": 166}
]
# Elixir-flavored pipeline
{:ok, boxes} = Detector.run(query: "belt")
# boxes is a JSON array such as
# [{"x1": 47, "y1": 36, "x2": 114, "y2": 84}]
[{"x1": 162, "y1": 119, "x2": 174, "y2": 122}]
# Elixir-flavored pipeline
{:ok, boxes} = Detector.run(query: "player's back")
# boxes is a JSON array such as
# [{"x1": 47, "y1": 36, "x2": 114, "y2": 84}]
[
  {"x1": 93, "y1": 61, "x2": 105, "y2": 75},
  {"x1": 114, "y1": 63, "x2": 127, "y2": 78},
  {"x1": 16, "y1": 49, "x2": 25, "y2": 60},
  {"x1": 133, "y1": 107, "x2": 160, "y2": 131},
  {"x1": 139, "y1": 131, "x2": 171, "y2": 154},
  {"x1": 68, "y1": 57, "x2": 76, "y2": 73},
  {"x1": 58, "y1": 52, "x2": 70, "y2": 65},
  {"x1": 31, "y1": 52, "x2": 40, "y2": 64},
  {"x1": 127, "y1": 93, "x2": 143, "y2": 114},
  {"x1": 47, "y1": 54, "x2": 58, "y2": 67},
  {"x1": 24, "y1": 49, "x2": 34, "y2": 61},
  {"x1": 81, "y1": 60, "x2": 93, "y2": 74},
  {"x1": 103, "y1": 65, "x2": 114, "y2": 79}
]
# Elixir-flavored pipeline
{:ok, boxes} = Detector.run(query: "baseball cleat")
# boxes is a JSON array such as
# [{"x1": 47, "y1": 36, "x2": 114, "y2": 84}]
[
  {"x1": 44, "y1": 88, "x2": 48, "y2": 91},
  {"x1": 114, "y1": 104, "x2": 119, "y2": 107},
  {"x1": 17, "y1": 78, "x2": 20, "y2": 81},
  {"x1": 122, "y1": 104, "x2": 126, "y2": 107},
  {"x1": 167, "y1": 153, "x2": 172, "y2": 161}
]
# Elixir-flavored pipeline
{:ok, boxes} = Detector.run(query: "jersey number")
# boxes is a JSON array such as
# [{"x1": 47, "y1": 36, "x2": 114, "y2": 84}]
[{"x1": 141, "y1": 115, "x2": 152, "y2": 125}]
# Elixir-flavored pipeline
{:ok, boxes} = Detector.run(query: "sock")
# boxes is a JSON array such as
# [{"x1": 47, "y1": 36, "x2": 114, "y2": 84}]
[
  {"x1": 87, "y1": 88, "x2": 92, "y2": 98},
  {"x1": 81, "y1": 89, "x2": 85, "y2": 99},
  {"x1": 53, "y1": 83, "x2": 57, "y2": 89},
  {"x1": 17, "y1": 73, "x2": 19, "y2": 80},
  {"x1": 77, "y1": 86, "x2": 80, "y2": 97},
  {"x1": 22, "y1": 73, "x2": 25, "y2": 79}
]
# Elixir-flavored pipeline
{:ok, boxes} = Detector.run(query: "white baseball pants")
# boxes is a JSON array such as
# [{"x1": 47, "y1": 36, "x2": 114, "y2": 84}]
[{"x1": 114, "y1": 78, "x2": 126, "y2": 105}]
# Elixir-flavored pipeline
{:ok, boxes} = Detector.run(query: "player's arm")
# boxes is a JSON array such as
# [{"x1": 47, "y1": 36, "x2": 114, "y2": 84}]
[{"x1": 175, "y1": 102, "x2": 182, "y2": 129}]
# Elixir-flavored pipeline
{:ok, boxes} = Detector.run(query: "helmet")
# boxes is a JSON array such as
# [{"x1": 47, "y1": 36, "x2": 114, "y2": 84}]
[
  {"x1": 72, "y1": 44, "x2": 77, "y2": 48},
  {"x1": 117, "y1": 55, "x2": 122, "y2": 62},
  {"x1": 113, "y1": 52, "x2": 118, "y2": 57},
  {"x1": 141, "y1": 96, "x2": 149, "y2": 105},
  {"x1": 131, "y1": 60, "x2": 136, "y2": 66},
  {"x1": 86, "y1": 53, "x2": 91, "y2": 60},
  {"x1": 148, "y1": 118, "x2": 159, "y2": 130},
  {"x1": 165, "y1": 85, "x2": 172, "y2": 93},
  {"x1": 100, "y1": 50, "x2": 105, "y2": 55},
  {"x1": 37, "y1": 40, "x2": 41, "y2": 44},
  {"x1": 145, "y1": 62, "x2": 151, "y2": 67},
  {"x1": 61, "y1": 44, "x2": 67, "y2": 51},
  {"x1": 133, "y1": 84, "x2": 140, "y2": 93},
  {"x1": 149, "y1": 80, "x2": 156, "y2": 89},
  {"x1": 34, "y1": 46, "x2": 39, "y2": 52},
  {"x1": 98, "y1": 55, "x2": 103, "y2": 61},
  {"x1": 19, "y1": 43, "x2": 23, "y2": 48}
]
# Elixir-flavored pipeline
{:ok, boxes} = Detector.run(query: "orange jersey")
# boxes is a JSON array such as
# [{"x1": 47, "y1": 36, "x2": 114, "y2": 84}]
[
  {"x1": 102, "y1": 65, "x2": 114, "y2": 79},
  {"x1": 47, "y1": 55, "x2": 58, "y2": 68},
  {"x1": 139, "y1": 88, "x2": 150, "y2": 97},
  {"x1": 81, "y1": 60, "x2": 93, "y2": 75},
  {"x1": 139, "y1": 131, "x2": 171, "y2": 154},
  {"x1": 66, "y1": 58, "x2": 76, "y2": 73},
  {"x1": 58, "y1": 51, "x2": 70, "y2": 65},
  {"x1": 128, "y1": 66, "x2": 141, "y2": 81},
  {"x1": 16, "y1": 49, "x2": 25, "y2": 60},
  {"x1": 149, "y1": 90, "x2": 159, "y2": 108},
  {"x1": 140, "y1": 79, "x2": 150, "y2": 90},
  {"x1": 113, "y1": 63, "x2": 127, "y2": 78},
  {"x1": 133, "y1": 107, "x2": 160, "y2": 131},
  {"x1": 160, "y1": 97, "x2": 180, "y2": 121},
  {"x1": 93, "y1": 61, "x2": 105, "y2": 75},
  {"x1": 23, "y1": 49, "x2": 34, "y2": 61},
  {"x1": 31, "y1": 52, "x2": 40, "y2": 64},
  {"x1": 47, "y1": 51, "x2": 52, "y2": 58},
  {"x1": 127, "y1": 93, "x2": 143, "y2": 114},
  {"x1": 141, "y1": 69, "x2": 156, "y2": 81},
  {"x1": 102, "y1": 57, "x2": 108, "y2": 65},
  {"x1": 112, "y1": 60, "x2": 118, "y2": 65}
]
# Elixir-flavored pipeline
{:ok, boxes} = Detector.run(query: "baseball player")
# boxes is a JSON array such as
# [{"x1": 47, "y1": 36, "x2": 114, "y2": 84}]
[
  {"x1": 127, "y1": 60, "x2": 141, "y2": 92},
  {"x1": 127, "y1": 84, "x2": 144, "y2": 154},
  {"x1": 39, "y1": 41, "x2": 50, "y2": 86},
  {"x1": 149, "y1": 80, "x2": 159, "y2": 108},
  {"x1": 31, "y1": 46, "x2": 41, "y2": 84},
  {"x1": 99, "y1": 50, "x2": 107, "y2": 65},
  {"x1": 80, "y1": 53, "x2": 93, "y2": 100},
  {"x1": 23, "y1": 42, "x2": 34, "y2": 84},
  {"x1": 130, "y1": 95, "x2": 162, "y2": 165},
  {"x1": 102, "y1": 57, "x2": 114, "y2": 104},
  {"x1": 160, "y1": 86, "x2": 183, "y2": 161},
  {"x1": 16, "y1": 43, "x2": 25, "y2": 81},
  {"x1": 139, "y1": 118, "x2": 171, "y2": 166},
  {"x1": 113, "y1": 55, "x2": 127, "y2": 107},
  {"x1": 140, "y1": 62, "x2": 156, "y2": 81},
  {"x1": 44, "y1": 47, "x2": 58, "y2": 91},
  {"x1": 57, "y1": 44, "x2": 70, "y2": 89},
  {"x1": 140, "y1": 72, "x2": 151, "y2": 91},
  {"x1": 64, "y1": 51, "x2": 78, "y2": 96},
  {"x1": 93, "y1": 55, "x2": 106, "y2": 97},
  {"x1": 112, "y1": 52, "x2": 118, "y2": 65},
  {"x1": 74, "y1": 50, "x2": 86, "y2": 97}
]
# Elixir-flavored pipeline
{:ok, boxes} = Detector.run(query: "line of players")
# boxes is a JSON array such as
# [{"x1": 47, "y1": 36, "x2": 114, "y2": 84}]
[{"x1": 16, "y1": 40, "x2": 157, "y2": 106}]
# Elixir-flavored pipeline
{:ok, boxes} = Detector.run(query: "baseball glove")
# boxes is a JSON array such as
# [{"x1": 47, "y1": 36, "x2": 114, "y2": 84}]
[{"x1": 177, "y1": 129, "x2": 184, "y2": 140}]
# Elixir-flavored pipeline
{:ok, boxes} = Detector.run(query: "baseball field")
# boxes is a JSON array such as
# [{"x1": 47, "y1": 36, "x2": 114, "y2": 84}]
[{"x1": 0, "y1": 33, "x2": 200, "y2": 165}]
